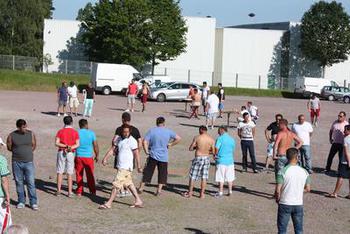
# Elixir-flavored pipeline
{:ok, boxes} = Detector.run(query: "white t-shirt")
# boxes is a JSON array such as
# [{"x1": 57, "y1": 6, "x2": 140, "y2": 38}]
[
  {"x1": 343, "y1": 135, "x2": 350, "y2": 164},
  {"x1": 309, "y1": 97, "x2": 320, "y2": 110},
  {"x1": 292, "y1": 122, "x2": 313, "y2": 146},
  {"x1": 68, "y1": 85, "x2": 78, "y2": 98},
  {"x1": 207, "y1": 94, "x2": 219, "y2": 114},
  {"x1": 237, "y1": 121, "x2": 256, "y2": 140},
  {"x1": 277, "y1": 165, "x2": 310, "y2": 206},
  {"x1": 114, "y1": 136, "x2": 138, "y2": 170},
  {"x1": 202, "y1": 86, "x2": 210, "y2": 99},
  {"x1": 248, "y1": 105, "x2": 258, "y2": 117}
]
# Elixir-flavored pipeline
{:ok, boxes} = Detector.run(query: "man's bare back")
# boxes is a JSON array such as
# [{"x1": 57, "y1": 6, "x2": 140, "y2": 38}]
[
  {"x1": 190, "y1": 133, "x2": 215, "y2": 156},
  {"x1": 275, "y1": 130, "x2": 302, "y2": 156}
]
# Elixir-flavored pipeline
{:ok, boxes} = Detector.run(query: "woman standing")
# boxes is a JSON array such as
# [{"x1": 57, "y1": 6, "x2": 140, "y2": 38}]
[{"x1": 83, "y1": 83, "x2": 95, "y2": 118}]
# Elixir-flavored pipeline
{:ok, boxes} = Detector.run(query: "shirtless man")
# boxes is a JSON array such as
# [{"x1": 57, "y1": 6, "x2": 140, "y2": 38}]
[
  {"x1": 189, "y1": 89, "x2": 201, "y2": 119},
  {"x1": 182, "y1": 125, "x2": 215, "y2": 198},
  {"x1": 273, "y1": 119, "x2": 303, "y2": 178}
]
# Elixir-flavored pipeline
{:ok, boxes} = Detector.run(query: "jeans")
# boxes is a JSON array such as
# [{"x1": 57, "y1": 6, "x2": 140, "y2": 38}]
[
  {"x1": 241, "y1": 140, "x2": 257, "y2": 170},
  {"x1": 12, "y1": 161, "x2": 38, "y2": 206},
  {"x1": 326, "y1": 143, "x2": 344, "y2": 171},
  {"x1": 275, "y1": 156, "x2": 288, "y2": 179},
  {"x1": 277, "y1": 204, "x2": 304, "y2": 234},
  {"x1": 299, "y1": 145, "x2": 312, "y2": 172},
  {"x1": 84, "y1": 99, "x2": 94, "y2": 117}
]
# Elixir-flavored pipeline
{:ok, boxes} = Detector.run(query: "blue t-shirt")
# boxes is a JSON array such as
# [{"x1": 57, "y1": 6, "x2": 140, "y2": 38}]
[
  {"x1": 76, "y1": 129, "x2": 96, "y2": 157},
  {"x1": 144, "y1": 127, "x2": 176, "y2": 162},
  {"x1": 215, "y1": 133, "x2": 235, "y2": 165},
  {"x1": 58, "y1": 87, "x2": 68, "y2": 102}
]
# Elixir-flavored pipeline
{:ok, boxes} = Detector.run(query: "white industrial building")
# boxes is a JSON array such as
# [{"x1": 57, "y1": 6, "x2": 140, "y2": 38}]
[{"x1": 43, "y1": 18, "x2": 350, "y2": 89}]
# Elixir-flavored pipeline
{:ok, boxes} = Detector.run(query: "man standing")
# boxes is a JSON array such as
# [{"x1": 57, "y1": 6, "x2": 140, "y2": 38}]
[
  {"x1": 83, "y1": 82, "x2": 95, "y2": 118},
  {"x1": 214, "y1": 126, "x2": 236, "y2": 197},
  {"x1": 275, "y1": 148, "x2": 311, "y2": 234},
  {"x1": 141, "y1": 82, "x2": 150, "y2": 112},
  {"x1": 75, "y1": 119, "x2": 99, "y2": 196},
  {"x1": 264, "y1": 114, "x2": 283, "y2": 171},
  {"x1": 326, "y1": 125, "x2": 350, "y2": 198},
  {"x1": 6, "y1": 119, "x2": 38, "y2": 210},
  {"x1": 189, "y1": 88, "x2": 201, "y2": 119},
  {"x1": 55, "y1": 116, "x2": 80, "y2": 197},
  {"x1": 126, "y1": 79, "x2": 138, "y2": 112},
  {"x1": 206, "y1": 91, "x2": 219, "y2": 129},
  {"x1": 238, "y1": 112, "x2": 259, "y2": 173},
  {"x1": 57, "y1": 81, "x2": 68, "y2": 117},
  {"x1": 138, "y1": 117, "x2": 181, "y2": 196},
  {"x1": 182, "y1": 126, "x2": 215, "y2": 199},
  {"x1": 247, "y1": 101, "x2": 259, "y2": 123},
  {"x1": 292, "y1": 114, "x2": 314, "y2": 174},
  {"x1": 325, "y1": 111, "x2": 348, "y2": 173},
  {"x1": 68, "y1": 81, "x2": 79, "y2": 117},
  {"x1": 273, "y1": 119, "x2": 303, "y2": 178},
  {"x1": 100, "y1": 125, "x2": 143, "y2": 209},
  {"x1": 0, "y1": 142, "x2": 11, "y2": 231},
  {"x1": 307, "y1": 94, "x2": 321, "y2": 127},
  {"x1": 201, "y1": 81, "x2": 210, "y2": 115},
  {"x1": 217, "y1": 83, "x2": 225, "y2": 118}
]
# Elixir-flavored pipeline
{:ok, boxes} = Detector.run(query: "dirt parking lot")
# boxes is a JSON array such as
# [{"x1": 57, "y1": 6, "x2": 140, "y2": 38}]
[{"x1": 0, "y1": 90, "x2": 349, "y2": 234}]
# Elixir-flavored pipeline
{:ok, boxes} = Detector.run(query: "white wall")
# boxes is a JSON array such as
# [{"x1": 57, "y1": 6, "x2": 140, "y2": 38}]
[
  {"x1": 215, "y1": 28, "x2": 285, "y2": 89},
  {"x1": 43, "y1": 19, "x2": 81, "y2": 73},
  {"x1": 154, "y1": 17, "x2": 216, "y2": 86}
]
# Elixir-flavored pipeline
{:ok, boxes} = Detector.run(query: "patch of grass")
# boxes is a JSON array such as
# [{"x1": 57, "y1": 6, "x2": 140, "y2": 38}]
[
  {"x1": 0, "y1": 69, "x2": 89, "y2": 92},
  {"x1": 211, "y1": 87, "x2": 302, "y2": 98}
]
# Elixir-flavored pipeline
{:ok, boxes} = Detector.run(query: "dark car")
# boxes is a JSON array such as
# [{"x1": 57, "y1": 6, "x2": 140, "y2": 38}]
[{"x1": 320, "y1": 86, "x2": 350, "y2": 101}]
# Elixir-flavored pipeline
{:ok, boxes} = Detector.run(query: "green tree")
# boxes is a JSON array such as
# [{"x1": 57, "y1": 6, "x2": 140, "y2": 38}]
[
  {"x1": 300, "y1": 1, "x2": 350, "y2": 76},
  {"x1": 0, "y1": 0, "x2": 53, "y2": 59},
  {"x1": 78, "y1": 0, "x2": 187, "y2": 72}
]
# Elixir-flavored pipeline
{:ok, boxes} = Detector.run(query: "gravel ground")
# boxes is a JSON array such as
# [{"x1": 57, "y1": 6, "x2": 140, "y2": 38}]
[{"x1": 0, "y1": 90, "x2": 349, "y2": 234}]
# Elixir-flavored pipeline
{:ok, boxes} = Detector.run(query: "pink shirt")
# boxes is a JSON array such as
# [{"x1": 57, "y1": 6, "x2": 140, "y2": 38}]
[{"x1": 331, "y1": 120, "x2": 349, "y2": 144}]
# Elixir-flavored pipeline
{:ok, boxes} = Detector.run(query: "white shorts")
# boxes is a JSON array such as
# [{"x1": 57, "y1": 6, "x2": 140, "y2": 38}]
[
  {"x1": 128, "y1": 95, "x2": 136, "y2": 104},
  {"x1": 267, "y1": 142, "x2": 275, "y2": 157},
  {"x1": 69, "y1": 97, "x2": 79, "y2": 108},
  {"x1": 215, "y1": 164, "x2": 235, "y2": 183},
  {"x1": 0, "y1": 198, "x2": 12, "y2": 232},
  {"x1": 207, "y1": 112, "x2": 218, "y2": 120},
  {"x1": 56, "y1": 151, "x2": 75, "y2": 175}
]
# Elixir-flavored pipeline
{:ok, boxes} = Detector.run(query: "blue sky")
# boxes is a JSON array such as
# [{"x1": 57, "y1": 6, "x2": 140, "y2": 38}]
[{"x1": 52, "y1": 0, "x2": 350, "y2": 26}]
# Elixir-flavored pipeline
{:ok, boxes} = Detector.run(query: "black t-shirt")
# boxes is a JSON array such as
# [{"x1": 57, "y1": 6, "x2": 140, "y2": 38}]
[
  {"x1": 115, "y1": 125, "x2": 141, "y2": 140},
  {"x1": 217, "y1": 88, "x2": 225, "y2": 101},
  {"x1": 86, "y1": 87, "x2": 94, "y2": 99},
  {"x1": 267, "y1": 121, "x2": 279, "y2": 136}
]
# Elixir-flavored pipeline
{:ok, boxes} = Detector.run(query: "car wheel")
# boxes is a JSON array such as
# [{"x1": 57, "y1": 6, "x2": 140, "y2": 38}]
[
  {"x1": 344, "y1": 96, "x2": 350, "y2": 104},
  {"x1": 328, "y1": 95, "x2": 335, "y2": 101},
  {"x1": 102, "y1": 86, "x2": 111, "y2": 95},
  {"x1": 156, "y1": 93, "x2": 166, "y2": 102}
]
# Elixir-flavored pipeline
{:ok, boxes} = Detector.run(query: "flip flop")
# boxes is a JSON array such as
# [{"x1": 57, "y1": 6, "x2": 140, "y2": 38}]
[
  {"x1": 98, "y1": 204, "x2": 111, "y2": 209},
  {"x1": 130, "y1": 204, "x2": 144, "y2": 208},
  {"x1": 181, "y1": 192, "x2": 192, "y2": 198},
  {"x1": 325, "y1": 193, "x2": 337, "y2": 198}
]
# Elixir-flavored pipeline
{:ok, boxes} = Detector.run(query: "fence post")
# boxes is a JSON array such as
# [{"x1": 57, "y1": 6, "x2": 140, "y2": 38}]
[
  {"x1": 164, "y1": 68, "x2": 167, "y2": 76},
  {"x1": 187, "y1": 69, "x2": 190, "y2": 83},
  {"x1": 235, "y1": 73, "x2": 238, "y2": 88},
  {"x1": 212, "y1": 72, "x2": 214, "y2": 86},
  {"x1": 344, "y1": 80, "x2": 347, "y2": 88},
  {"x1": 279, "y1": 77, "x2": 283, "y2": 90},
  {"x1": 12, "y1": 55, "x2": 15, "y2": 70},
  {"x1": 90, "y1": 61, "x2": 93, "y2": 74},
  {"x1": 258, "y1": 75, "x2": 261, "y2": 89},
  {"x1": 65, "y1": 60, "x2": 68, "y2": 74}
]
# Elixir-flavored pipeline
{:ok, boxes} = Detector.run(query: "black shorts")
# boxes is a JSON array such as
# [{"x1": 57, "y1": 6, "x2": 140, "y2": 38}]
[
  {"x1": 337, "y1": 164, "x2": 350, "y2": 179},
  {"x1": 142, "y1": 157, "x2": 168, "y2": 185}
]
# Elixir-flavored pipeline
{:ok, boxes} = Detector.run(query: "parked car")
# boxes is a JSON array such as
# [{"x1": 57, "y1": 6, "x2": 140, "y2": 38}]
[
  {"x1": 149, "y1": 82, "x2": 202, "y2": 102},
  {"x1": 320, "y1": 86, "x2": 350, "y2": 101}
]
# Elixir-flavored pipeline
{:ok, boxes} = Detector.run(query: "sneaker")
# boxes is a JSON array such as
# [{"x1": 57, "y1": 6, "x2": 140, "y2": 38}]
[
  {"x1": 57, "y1": 113, "x2": 61, "y2": 117},
  {"x1": 68, "y1": 193, "x2": 75, "y2": 198},
  {"x1": 16, "y1": 203, "x2": 25, "y2": 209},
  {"x1": 31, "y1": 204, "x2": 39, "y2": 211},
  {"x1": 125, "y1": 109, "x2": 130, "y2": 112},
  {"x1": 63, "y1": 113, "x2": 68, "y2": 117},
  {"x1": 214, "y1": 192, "x2": 223, "y2": 198},
  {"x1": 228, "y1": 191, "x2": 233, "y2": 196}
]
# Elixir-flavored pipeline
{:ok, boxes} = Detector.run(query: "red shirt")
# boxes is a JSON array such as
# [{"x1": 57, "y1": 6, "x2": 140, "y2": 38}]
[
  {"x1": 56, "y1": 127, "x2": 79, "y2": 152},
  {"x1": 128, "y1": 83, "x2": 138, "y2": 95}
]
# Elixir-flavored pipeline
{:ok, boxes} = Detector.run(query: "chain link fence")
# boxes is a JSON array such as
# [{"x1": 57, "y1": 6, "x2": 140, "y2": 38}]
[{"x1": 0, "y1": 55, "x2": 38, "y2": 71}]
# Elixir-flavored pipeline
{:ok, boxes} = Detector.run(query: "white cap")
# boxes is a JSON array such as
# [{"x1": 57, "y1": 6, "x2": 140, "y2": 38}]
[{"x1": 0, "y1": 137, "x2": 6, "y2": 146}]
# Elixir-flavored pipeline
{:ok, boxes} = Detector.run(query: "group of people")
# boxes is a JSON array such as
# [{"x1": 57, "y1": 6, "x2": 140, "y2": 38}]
[
  {"x1": 125, "y1": 79, "x2": 151, "y2": 113},
  {"x1": 1, "y1": 83, "x2": 350, "y2": 234},
  {"x1": 57, "y1": 81, "x2": 96, "y2": 118}
]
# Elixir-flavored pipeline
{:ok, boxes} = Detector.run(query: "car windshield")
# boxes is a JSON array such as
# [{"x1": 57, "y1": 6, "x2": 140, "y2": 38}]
[{"x1": 157, "y1": 82, "x2": 174, "y2": 89}]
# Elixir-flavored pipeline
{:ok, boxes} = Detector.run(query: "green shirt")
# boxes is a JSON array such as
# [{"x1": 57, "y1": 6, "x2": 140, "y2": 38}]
[{"x1": 0, "y1": 155, "x2": 10, "y2": 198}]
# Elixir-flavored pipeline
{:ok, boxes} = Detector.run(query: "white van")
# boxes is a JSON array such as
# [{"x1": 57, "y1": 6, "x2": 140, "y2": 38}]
[
  {"x1": 91, "y1": 63, "x2": 142, "y2": 95},
  {"x1": 136, "y1": 75, "x2": 172, "y2": 90},
  {"x1": 294, "y1": 77, "x2": 338, "y2": 96}
]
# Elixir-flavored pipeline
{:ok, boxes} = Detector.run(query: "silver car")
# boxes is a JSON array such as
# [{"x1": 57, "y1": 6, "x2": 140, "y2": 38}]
[{"x1": 149, "y1": 82, "x2": 202, "y2": 102}]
